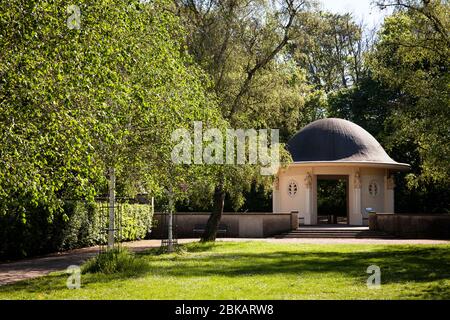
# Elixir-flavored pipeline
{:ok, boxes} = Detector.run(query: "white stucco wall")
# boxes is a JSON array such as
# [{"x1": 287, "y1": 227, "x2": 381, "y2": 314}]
[
  {"x1": 274, "y1": 166, "x2": 313, "y2": 224},
  {"x1": 360, "y1": 168, "x2": 385, "y2": 223}
]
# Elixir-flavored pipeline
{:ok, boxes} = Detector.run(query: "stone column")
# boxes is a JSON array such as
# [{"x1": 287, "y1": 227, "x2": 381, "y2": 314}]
[
  {"x1": 304, "y1": 173, "x2": 315, "y2": 224},
  {"x1": 272, "y1": 177, "x2": 280, "y2": 212},
  {"x1": 384, "y1": 175, "x2": 395, "y2": 213},
  {"x1": 351, "y1": 170, "x2": 363, "y2": 225}
]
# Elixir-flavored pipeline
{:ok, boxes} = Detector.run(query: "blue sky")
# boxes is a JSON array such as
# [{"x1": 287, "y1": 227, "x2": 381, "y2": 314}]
[{"x1": 320, "y1": 0, "x2": 391, "y2": 30}]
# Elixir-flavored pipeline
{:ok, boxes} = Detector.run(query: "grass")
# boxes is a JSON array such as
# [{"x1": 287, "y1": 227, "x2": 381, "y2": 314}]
[
  {"x1": 82, "y1": 247, "x2": 148, "y2": 275},
  {"x1": 0, "y1": 241, "x2": 449, "y2": 299}
]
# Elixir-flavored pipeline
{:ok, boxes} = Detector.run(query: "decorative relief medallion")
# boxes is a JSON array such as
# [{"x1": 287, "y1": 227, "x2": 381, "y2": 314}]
[
  {"x1": 354, "y1": 171, "x2": 362, "y2": 189},
  {"x1": 387, "y1": 175, "x2": 395, "y2": 190},
  {"x1": 288, "y1": 180, "x2": 298, "y2": 197},
  {"x1": 304, "y1": 173, "x2": 312, "y2": 189}
]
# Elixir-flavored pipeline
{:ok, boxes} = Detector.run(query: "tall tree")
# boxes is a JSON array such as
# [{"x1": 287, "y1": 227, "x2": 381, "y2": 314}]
[
  {"x1": 289, "y1": 12, "x2": 370, "y2": 92},
  {"x1": 0, "y1": 0, "x2": 222, "y2": 222},
  {"x1": 327, "y1": 76, "x2": 401, "y2": 139},
  {"x1": 370, "y1": 0, "x2": 450, "y2": 186},
  {"x1": 174, "y1": 0, "x2": 310, "y2": 241}
]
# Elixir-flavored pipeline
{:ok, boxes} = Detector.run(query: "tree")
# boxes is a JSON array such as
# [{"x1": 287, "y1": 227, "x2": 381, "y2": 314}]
[
  {"x1": 0, "y1": 0, "x2": 222, "y2": 228},
  {"x1": 369, "y1": 0, "x2": 450, "y2": 186},
  {"x1": 326, "y1": 0, "x2": 449, "y2": 213},
  {"x1": 289, "y1": 12, "x2": 371, "y2": 92},
  {"x1": 327, "y1": 76, "x2": 401, "y2": 139},
  {"x1": 174, "y1": 0, "x2": 310, "y2": 241}
]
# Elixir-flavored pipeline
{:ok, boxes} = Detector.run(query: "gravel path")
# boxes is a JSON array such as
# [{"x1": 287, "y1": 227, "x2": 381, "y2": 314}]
[{"x1": 1, "y1": 238, "x2": 448, "y2": 286}]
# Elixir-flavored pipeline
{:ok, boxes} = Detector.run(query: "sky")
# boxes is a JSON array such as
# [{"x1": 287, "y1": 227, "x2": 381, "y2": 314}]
[{"x1": 319, "y1": 0, "x2": 391, "y2": 30}]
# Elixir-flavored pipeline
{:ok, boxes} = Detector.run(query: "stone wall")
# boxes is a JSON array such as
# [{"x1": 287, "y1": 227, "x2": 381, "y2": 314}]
[
  {"x1": 369, "y1": 213, "x2": 450, "y2": 239},
  {"x1": 151, "y1": 212, "x2": 298, "y2": 239}
]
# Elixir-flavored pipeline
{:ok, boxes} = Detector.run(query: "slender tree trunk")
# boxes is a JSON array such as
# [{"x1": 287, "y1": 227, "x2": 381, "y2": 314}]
[
  {"x1": 167, "y1": 189, "x2": 174, "y2": 252},
  {"x1": 107, "y1": 167, "x2": 116, "y2": 250},
  {"x1": 201, "y1": 183, "x2": 225, "y2": 242}
]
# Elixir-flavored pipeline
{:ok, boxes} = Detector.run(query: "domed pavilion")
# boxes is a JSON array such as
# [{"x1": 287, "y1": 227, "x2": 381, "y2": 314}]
[{"x1": 272, "y1": 118, "x2": 409, "y2": 226}]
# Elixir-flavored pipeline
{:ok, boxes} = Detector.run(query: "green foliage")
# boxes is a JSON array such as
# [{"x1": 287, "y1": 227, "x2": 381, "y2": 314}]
[
  {"x1": 290, "y1": 11, "x2": 368, "y2": 92},
  {"x1": 0, "y1": 0, "x2": 222, "y2": 218},
  {"x1": 0, "y1": 0, "x2": 447, "y2": 227},
  {"x1": 120, "y1": 203, "x2": 153, "y2": 241},
  {"x1": 327, "y1": 76, "x2": 399, "y2": 139},
  {"x1": 0, "y1": 202, "x2": 153, "y2": 260},
  {"x1": 317, "y1": 180, "x2": 347, "y2": 217},
  {"x1": 369, "y1": 0, "x2": 450, "y2": 185},
  {"x1": 82, "y1": 247, "x2": 148, "y2": 275},
  {"x1": 174, "y1": 1, "x2": 311, "y2": 218},
  {"x1": 324, "y1": 1, "x2": 449, "y2": 212}
]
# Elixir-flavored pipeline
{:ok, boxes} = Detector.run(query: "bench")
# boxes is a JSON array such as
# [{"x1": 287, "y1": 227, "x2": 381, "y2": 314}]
[{"x1": 193, "y1": 224, "x2": 228, "y2": 236}]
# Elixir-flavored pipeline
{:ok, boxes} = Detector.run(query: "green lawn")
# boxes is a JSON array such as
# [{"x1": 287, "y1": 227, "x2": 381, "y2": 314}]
[{"x1": 1, "y1": 242, "x2": 450, "y2": 300}]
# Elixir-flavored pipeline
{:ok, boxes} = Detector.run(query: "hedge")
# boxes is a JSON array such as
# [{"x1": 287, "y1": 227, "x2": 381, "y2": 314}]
[{"x1": 0, "y1": 201, "x2": 153, "y2": 260}]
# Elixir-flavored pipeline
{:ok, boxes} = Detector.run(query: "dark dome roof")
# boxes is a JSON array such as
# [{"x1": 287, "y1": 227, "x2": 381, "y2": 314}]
[{"x1": 287, "y1": 118, "x2": 406, "y2": 167}]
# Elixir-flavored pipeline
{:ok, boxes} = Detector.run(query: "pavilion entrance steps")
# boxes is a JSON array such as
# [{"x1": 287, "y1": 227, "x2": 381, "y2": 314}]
[{"x1": 275, "y1": 225, "x2": 394, "y2": 239}]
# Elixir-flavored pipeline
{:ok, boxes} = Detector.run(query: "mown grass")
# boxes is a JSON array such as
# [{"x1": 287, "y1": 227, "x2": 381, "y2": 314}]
[{"x1": 0, "y1": 242, "x2": 449, "y2": 300}]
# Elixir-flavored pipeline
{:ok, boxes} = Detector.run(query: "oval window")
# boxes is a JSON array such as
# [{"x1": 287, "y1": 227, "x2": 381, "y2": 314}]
[
  {"x1": 368, "y1": 181, "x2": 379, "y2": 197},
  {"x1": 288, "y1": 180, "x2": 298, "y2": 197}
]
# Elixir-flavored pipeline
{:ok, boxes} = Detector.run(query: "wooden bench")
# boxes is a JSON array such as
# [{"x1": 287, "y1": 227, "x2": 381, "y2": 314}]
[{"x1": 193, "y1": 224, "x2": 228, "y2": 236}]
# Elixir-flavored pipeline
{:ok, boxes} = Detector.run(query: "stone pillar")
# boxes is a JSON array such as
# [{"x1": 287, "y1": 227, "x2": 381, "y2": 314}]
[
  {"x1": 368, "y1": 212, "x2": 378, "y2": 230},
  {"x1": 304, "y1": 172, "x2": 315, "y2": 224},
  {"x1": 384, "y1": 175, "x2": 395, "y2": 213},
  {"x1": 272, "y1": 177, "x2": 280, "y2": 212},
  {"x1": 351, "y1": 170, "x2": 363, "y2": 225},
  {"x1": 290, "y1": 211, "x2": 299, "y2": 230}
]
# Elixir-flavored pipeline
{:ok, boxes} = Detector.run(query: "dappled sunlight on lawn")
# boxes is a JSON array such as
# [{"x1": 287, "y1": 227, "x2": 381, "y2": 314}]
[{"x1": 0, "y1": 242, "x2": 449, "y2": 300}]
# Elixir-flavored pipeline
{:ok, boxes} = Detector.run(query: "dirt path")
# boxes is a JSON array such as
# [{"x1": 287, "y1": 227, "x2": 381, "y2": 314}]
[{"x1": 1, "y1": 238, "x2": 448, "y2": 286}]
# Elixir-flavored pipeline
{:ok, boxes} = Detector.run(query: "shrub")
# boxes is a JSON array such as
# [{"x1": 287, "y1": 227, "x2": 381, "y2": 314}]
[
  {"x1": 120, "y1": 203, "x2": 153, "y2": 242},
  {"x1": 82, "y1": 247, "x2": 148, "y2": 275},
  {"x1": 0, "y1": 201, "x2": 153, "y2": 260}
]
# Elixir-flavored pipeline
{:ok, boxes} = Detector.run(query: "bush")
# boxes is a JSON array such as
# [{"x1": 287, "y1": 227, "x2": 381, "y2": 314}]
[
  {"x1": 120, "y1": 203, "x2": 153, "y2": 241},
  {"x1": 82, "y1": 247, "x2": 148, "y2": 275},
  {"x1": 0, "y1": 201, "x2": 153, "y2": 260}
]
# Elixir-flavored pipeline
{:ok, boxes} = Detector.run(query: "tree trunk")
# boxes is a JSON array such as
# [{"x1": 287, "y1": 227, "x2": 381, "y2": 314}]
[
  {"x1": 107, "y1": 167, "x2": 116, "y2": 250},
  {"x1": 201, "y1": 184, "x2": 225, "y2": 242},
  {"x1": 167, "y1": 189, "x2": 174, "y2": 252}
]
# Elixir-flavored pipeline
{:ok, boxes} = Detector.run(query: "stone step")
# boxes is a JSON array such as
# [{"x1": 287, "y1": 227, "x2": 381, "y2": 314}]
[
  {"x1": 288, "y1": 231, "x2": 378, "y2": 234},
  {"x1": 275, "y1": 229, "x2": 394, "y2": 239},
  {"x1": 283, "y1": 234, "x2": 384, "y2": 237},
  {"x1": 276, "y1": 235, "x2": 394, "y2": 239},
  {"x1": 291, "y1": 230, "x2": 372, "y2": 233}
]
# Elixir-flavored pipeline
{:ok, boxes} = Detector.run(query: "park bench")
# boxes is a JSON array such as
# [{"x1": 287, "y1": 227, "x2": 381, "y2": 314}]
[{"x1": 193, "y1": 224, "x2": 228, "y2": 237}]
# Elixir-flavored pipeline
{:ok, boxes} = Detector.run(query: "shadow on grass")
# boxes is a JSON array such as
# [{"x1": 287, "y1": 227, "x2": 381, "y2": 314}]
[
  {"x1": 0, "y1": 273, "x2": 69, "y2": 296},
  {"x1": 140, "y1": 244, "x2": 450, "y2": 298},
  {"x1": 1, "y1": 243, "x2": 449, "y2": 299},
  {"x1": 415, "y1": 280, "x2": 450, "y2": 299}
]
